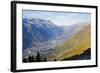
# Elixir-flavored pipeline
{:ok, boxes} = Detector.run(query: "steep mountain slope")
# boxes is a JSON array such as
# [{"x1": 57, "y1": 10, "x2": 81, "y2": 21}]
[
  {"x1": 47, "y1": 24, "x2": 91, "y2": 60},
  {"x1": 55, "y1": 24, "x2": 91, "y2": 60},
  {"x1": 23, "y1": 18, "x2": 87, "y2": 50},
  {"x1": 23, "y1": 18, "x2": 63, "y2": 49},
  {"x1": 23, "y1": 18, "x2": 91, "y2": 61}
]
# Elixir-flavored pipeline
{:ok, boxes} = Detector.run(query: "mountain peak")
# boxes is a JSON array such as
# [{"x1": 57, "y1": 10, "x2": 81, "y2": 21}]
[{"x1": 23, "y1": 18, "x2": 60, "y2": 30}]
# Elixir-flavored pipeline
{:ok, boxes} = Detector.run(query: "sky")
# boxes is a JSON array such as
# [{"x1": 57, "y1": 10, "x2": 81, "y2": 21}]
[{"x1": 23, "y1": 10, "x2": 91, "y2": 26}]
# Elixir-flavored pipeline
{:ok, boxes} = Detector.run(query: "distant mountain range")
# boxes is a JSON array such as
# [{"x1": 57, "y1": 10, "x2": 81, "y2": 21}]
[
  {"x1": 22, "y1": 18, "x2": 91, "y2": 60},
  {"x1": 23, "y1": 18, "x2": 63, "y2": 50}
]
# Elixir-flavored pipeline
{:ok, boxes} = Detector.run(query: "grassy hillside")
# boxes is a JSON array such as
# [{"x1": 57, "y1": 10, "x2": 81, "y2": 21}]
[
  {"x1": 55, "y1": 24, "x2": 91, "y2": 60},
  {"x1": 61, "y1": 48, "x2": 91, "y2": 60}
]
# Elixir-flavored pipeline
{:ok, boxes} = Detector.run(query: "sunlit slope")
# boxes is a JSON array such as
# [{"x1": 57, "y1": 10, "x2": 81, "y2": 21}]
[{"x1": 56, "y1": 24, "x2": 91, "y2": 60}]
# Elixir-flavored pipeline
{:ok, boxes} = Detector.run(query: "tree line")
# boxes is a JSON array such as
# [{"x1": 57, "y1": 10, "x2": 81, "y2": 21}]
[
  {"x1": 23, "y1": 51, "x2": 57, "y2": 63},
  {"x1": 23, "y1": 51, "x2": 47, "y2": 62}
]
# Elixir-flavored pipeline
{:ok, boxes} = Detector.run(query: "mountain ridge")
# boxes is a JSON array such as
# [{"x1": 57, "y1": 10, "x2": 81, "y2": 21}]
[{"x1": 22, "y1": 18, "x2": 91, "y2": 61}]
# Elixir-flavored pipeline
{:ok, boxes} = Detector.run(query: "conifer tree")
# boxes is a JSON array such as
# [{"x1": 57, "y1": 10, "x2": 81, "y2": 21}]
[
  {"x1": 36, "y1": 52, "x2": 41, "y2": 62},
  {"x1": 23, "y1": 58, "x2": 27, "y2": 62},
  {"x1": 28, "y1": 55, "x2": 35, "y2": 62}
]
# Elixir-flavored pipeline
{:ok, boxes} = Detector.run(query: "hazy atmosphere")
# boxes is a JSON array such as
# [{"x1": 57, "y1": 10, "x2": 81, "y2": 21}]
[
  {"x1": 23, "y1": 10, "x2": 91, "y2": 26},
  {"x1": 22, "y1": 10, "x2": 91, "y2": 63}
]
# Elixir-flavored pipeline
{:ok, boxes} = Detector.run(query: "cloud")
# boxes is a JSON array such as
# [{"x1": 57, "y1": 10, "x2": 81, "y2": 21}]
[{"x1": 23, "y1": 10, "x2": 91, "y2": 26}]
